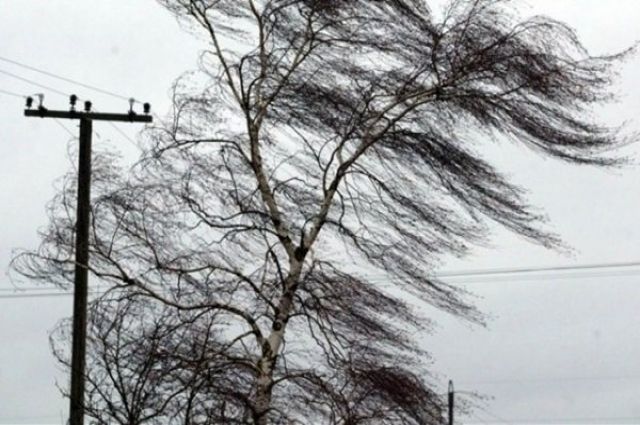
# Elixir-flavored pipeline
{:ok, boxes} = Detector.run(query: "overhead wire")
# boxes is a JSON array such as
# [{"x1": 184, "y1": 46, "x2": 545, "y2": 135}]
[
  {"x1": 1, "y1": 84, "x2": 78, "y2": 138},
  {"x1": 0, "y1": 292, "x2": 76, "y2": 299},
  {"x1": 0, "y1": 283, "x2": 115, "y2": 299},
  {"x1": 2, "y1": 259, "x2": 640, "y2": 299},
  {"x1": 0, "y1": 55, "x2": 169, "y2": 156},
  {"x1": 92, "y1": 107, "x2": 140, "y2": 148},
  {"x1": 0, "y1": 414, "x2": 62, "y2": 422},
  {"x1": 464, "y1": 409, "x2": 513, "y2": 425},
  {"x1": 445, "y1": 268, "x2": 640, "y2": 285},
  {"x1": 457, "y1": 392, "x2": 640, "y2": 424},
  {"x1": 4, "y1": 267, "x2": 639, "y2": 298},
  {"x1": 0, "y1": 55, "x2": 163, "y2": 126},
  {"x1": 0, "y1": 54, "x2": 134, "y2": 102},
  {"x1": 53, "y1": 118, "x2": 78, "y2": 139},
  {"x1": 6, "y1": 259, "x2": 640, "y2": 285},
  {"x1": 0, "y1": 68, "x2": 71, "y2": 97},
  {"x1": 461, "y1": 415, "x2": 640, "y2": 424},
  {"x1": 0, "y1": 64, "x2": 144, "y2": 149},
  {"x1": 459, "y1": 373, "x2": 640, "y2": 386},
  {"x1": 464, "y1": 415, "x2": 492, "y2": 425},
  {"x1": 0, "y1": 87, "x2": 25, "y2": 98},
  {"x1": 0, "y1": 286, "x2": 65, "y2": 292},
  {"x1": 438, "y1": 260, "x2": 640, "y2": 279}
]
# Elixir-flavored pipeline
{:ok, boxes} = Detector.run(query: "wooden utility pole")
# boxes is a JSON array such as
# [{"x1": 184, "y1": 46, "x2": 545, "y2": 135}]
[
  {"x1": 448, "y1": 380, "x2": 454, "y2": 425},
  {"x1": 24, "y1": 95, "x2": 152, "y2": 425}
]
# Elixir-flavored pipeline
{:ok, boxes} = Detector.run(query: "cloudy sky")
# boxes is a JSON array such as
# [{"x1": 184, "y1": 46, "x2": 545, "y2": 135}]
[{"x1": 1, "y1": 1, "x2": 640, "y2": 424}]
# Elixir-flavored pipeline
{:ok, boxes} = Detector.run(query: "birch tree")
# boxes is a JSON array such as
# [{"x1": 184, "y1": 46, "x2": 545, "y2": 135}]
[{"x1": 14, "y1": 0, "x2": 630, "y2": 423}]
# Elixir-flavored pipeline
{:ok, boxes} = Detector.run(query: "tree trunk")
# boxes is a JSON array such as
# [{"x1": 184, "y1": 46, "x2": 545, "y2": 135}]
[{"x1": 253, "y1": 259, "x2": 303, "y2": 424}]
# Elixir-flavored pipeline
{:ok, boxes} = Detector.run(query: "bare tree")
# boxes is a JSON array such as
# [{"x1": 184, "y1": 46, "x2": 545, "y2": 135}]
[
  {"x1": 51, "y1": 295, "x2": 259, "y2": 425},
  {"x1": 14, "y1": 0, "x2": 631, "y2": 423}
]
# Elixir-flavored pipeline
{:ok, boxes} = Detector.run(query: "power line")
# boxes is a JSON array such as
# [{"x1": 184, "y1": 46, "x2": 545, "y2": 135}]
[
  {"x1": 2, "y1": 259, "x2": 640, "y2": 298},
  {"x1": 0, "y1": 68, "x2": 71, "y2": 97},
  {"x1": 0, "y1": 414, "x2": 61, "y2": 421},
  {"x1": 0, "y1": 270, "x2": 638, "y2": 300},
  {"x1": 448, "y1": 268, "x2": 640, "y2": 285},
  {"x1": 108, "y1": 121, "x2": 138, "y2": 146},
  {"x1": 0, "y1": 291, "x2": 74, "y2": 299},
  {"x1": 54, "y1": 118, "x2": 78, "y2": 138},
  {"x1": 453, "y1": 390, "x2": 639, "y2": 424},
  {"x1": 465, "y1": 406, "x2": 514, "y2": 425},
  {"x1": 0, "y1": 285, "x2": 66, "y2": 292},
  {"x1": 1, "y1": 68, "x2": 141, "y2": 148},
  {"x1": 465, "y1": 415, "x2": 493, "y2": 425},
  {"x1": 461, "y1": 415, "x2": 640, "y2": 424},
  {"x1": 93, "y1": 107, "x2": 139, "y2": 147},
  {"x1": 0, "y1": 87, "x2": 25, "y2": 98},
  {"x1": 0, "y1": 55, "x2": 162, "y2": 128},
  {"x1": 438, "y1": 260, "x2": 640, "y2": 279},
  {"x1": 459, "y1": 373, "x2": 640, "y2": 386},
  {"x1": 0, "y1": 55, "x2": 133, "y2": 102},
  {"x1": 0, "y1": 55, "x2": 162, "y2": 155}
]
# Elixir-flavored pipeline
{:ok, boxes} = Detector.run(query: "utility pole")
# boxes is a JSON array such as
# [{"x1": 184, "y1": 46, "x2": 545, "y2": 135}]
[
  {"x1": 24, "y1": 95, "x2": 152, "y2": 425},
  {"x1": 448, "y1": 380, "x2": 454, "y2": 425}
]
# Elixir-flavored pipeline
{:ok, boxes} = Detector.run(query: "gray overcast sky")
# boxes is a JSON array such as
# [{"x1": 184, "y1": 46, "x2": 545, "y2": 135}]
[{"x1": 1, "y1": 1, "x2": 640, "y2": 424}]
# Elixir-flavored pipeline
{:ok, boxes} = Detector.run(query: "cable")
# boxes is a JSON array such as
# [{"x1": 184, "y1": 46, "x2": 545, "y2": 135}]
[
  {"x1": 460, "y1": 397, "x2": 640, "y2": 424},
  {"x1": 459, "y1": 373, "x2": 640, "y2": 386},
  {"x1": 0, "y1": 55, "x2": 163, "y2": 127},
  {"x1": 2, "y1": 259, "x2": 640, "y2": 298},
  {"x1": 471, "y1": 407, "x2": 514, "y2": 425},
  {"x1": 1, "y1": 68, "x2": 141, "y2": 149},
  {"x1": 0, "y1": 68, "x2": 70, "y2": 98},
  {"x1": 0, "y1": 270, "x2": 638, "y2": 300},
  {"x1": 462, "y1": 415, "x2": 640, "y2": 424},
  {"x1": 0, "y1": 86, "x2": 77, "y2": 138},
  {"x1": 446, "y1": 268, "x2": 640, "y2": 285},
  {"x1": 0, "y1": 292, "x2": 74, "y2": 299},
  {"x1": 92, "y1": 107, "x2": 140, "y2": 148},
  {"x1": 0, "y1": 415, "x2": 62, "y2": 421},
  {"x1": 0, "y1": 55, "x2": 133, "y2": 102},
  {"x1": 107, "y1": 121, "x2": 138, "y2": 146},
  {"x1": 0, "y1": 267, "x2": 637, "y2": 295},
  {"x1": 0, "y1": 87, "x2": 25, "y2": 98},
  {"x1": 464, "y1": 415, "x2": 492, "y2": 425},
  {"x1": 0, "y1": 286, "x2": 66, "y2": 292},
  {"x1": 0, "y1": 56, "x2": 162, "y2": 151},
  {"x1": 0, "y1": 288, "x2": 115, "y2": 299},
  {"x1": 465, "y1": 411, "x2": 512, "y2": 425},
  {"x1": 53, "y1": 118, "x2": 78, "y2": 138},
  {"x1": 438, "y1": 260, "x2": 640, "y2": 279}
]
